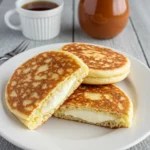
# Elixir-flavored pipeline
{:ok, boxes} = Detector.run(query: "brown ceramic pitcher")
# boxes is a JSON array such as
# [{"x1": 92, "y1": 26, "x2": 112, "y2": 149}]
[{"x1": 78, "y1": 0, "x2": 129, "y2": 39}]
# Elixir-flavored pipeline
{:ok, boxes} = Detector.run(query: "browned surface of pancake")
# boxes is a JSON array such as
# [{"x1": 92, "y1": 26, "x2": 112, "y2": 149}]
[
  {"x1": 61, "y1": 84, "x2": 130, "y2": 115},
  {"x1": 6, "y1": 51, "x2": 80, "y2": 117},
  {"x1": 62, "y1": 43, "x2": 127, "y2": 70}
]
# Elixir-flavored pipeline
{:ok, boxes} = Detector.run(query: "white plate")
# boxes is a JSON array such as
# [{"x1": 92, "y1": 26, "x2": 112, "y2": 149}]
[{"x1": 0, "y1": 43, "x2": 150, "y2": 150}]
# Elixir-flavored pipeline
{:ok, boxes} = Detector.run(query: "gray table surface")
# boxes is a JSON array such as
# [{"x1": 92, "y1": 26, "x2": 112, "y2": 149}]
[{"x1": 0, "y1": 0, "x2": 150, "y2": 149}]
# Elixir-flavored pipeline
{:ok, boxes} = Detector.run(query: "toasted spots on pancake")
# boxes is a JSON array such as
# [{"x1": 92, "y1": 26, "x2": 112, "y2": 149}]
[
  {"x1": 35, "y1": 101, "x2": 40, "y2": 106},
  {"x1": 62, "y1": 43, "x2": 128, "y2": 70},
  {"x1": 54, "y1": 64, "x2": 59, "y2": 68},
  {"x1": 22, "y1": 93, "x2": 27, "y2": 98},
  {"x1": 58, "y1": 68, "x2": 64, "y2": 75},
  {"x1": 31, "y1": 92, "x2": 39, "y2": 99},
  {"x1": 32, "y1": 65, "x2": 37, "y2": 70},
  {"x1": 107, "y1": 60, "x2": 112, "y2": 63},
  {"x1": 32, "y1": 61, "x2": 36, "y2": 65},
  {"x1": 44, "y1": 58, "x2": 52, "y2": 63},
  {"x1": 86, "y1": 50, "x2": 104, "y2": 59},
  {"x1": 85, "y1": 92, "x2": 102, "y2": 100},
  {"x1": 32, "y1": 82, "x2": 40, "y2": 87},
  {"x1": 17, "y1": 69, "x2": 21, "y2": 75},
  {"x1": 51, "y1": 73, "x2": 59, "y2": 80},
  {"x1": 103, "y1": 94, "x2": 109, "y2": 99},
  {"x1": 43, "y1": 53, "x2": 47, "y2": 57},
  {"x1": 23, "y1": 100, "x2": 32, "y2": 106},
  {"x1": 118, "y1": 103, "x2": 124, "y2": 110},
  {"x1": 25, "y1": 106, "x2": 34, "y2": 111},
  {"x1": 67, "y1": 68, "x2": 73, "y2": 73},
  {"x1": 24, "y1": 68, "x2": 31, "y2": 73},
  {"x1": 63, "y1": 47, "x2": 68, "y2": 50},
  {"x1": 10, "y1": 91, "x2": 17, "y2": 97},
  {"x1": 103, "y1": 64, "x2": 110, "y2": 68},
  {"x1": 42, "y1": 83, "x2": 47, "y2": 89},
  {"x1": 25, "y1": 74, "x2": 32, "y2": 82},
  {"x1": 24, "y1": 83, "x2": 28, "y2": 86},
  {"x1": 11, "y1": 81, "x2": 17, "y2": 86},
  {"x1": 37, "y1": 65, "x2": 48, "y2": 73},
  {"x1": 105, "y1": 95, "x2": 113, "y2": 102},
  {"x1": 120, "y1": 97, "x2": 125, "y2": 101},
  {"x1": 35, "y1": 75, "x2": 47, "y2": 80},
  {"x1": 61, "y1": 85, "x2": 130, "y2": 115},
  {"x1": 103, "y1": 94, "x2": 113, "y2": 102},
  {"x1": 13, "y1": 102, "x2": 17, "y2": 107},
  {"x1": 6, "y1": 51, "x2": 81, "y2": 116}
]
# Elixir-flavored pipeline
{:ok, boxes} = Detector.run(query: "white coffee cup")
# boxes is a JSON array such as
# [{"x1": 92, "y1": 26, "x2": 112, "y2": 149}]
[{"x1": 4, "y1": 0, "x2": 64, "y2": 40}]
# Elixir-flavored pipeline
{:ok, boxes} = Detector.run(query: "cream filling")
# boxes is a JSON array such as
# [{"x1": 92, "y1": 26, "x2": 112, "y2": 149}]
[
  {"x1": 64, "y1": 110, "x2": 116, "y2": 123},
  {"x1": 42, "y1": 77, "x2": 77, "y2": 114}
]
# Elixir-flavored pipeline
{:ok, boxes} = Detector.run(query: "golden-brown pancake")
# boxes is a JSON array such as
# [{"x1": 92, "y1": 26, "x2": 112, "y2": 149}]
[
  {"x1": 6, "y1": 51, "x2": 89, "y2": 129},
  {"x1": 61, "y1": 43, "x2": 130, "y2": 84},
  {"x1": 54, "y1": 84, "x2": 133, "y2": 128}
]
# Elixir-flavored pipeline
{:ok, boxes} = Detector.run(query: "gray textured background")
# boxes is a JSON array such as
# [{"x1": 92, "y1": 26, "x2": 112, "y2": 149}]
[{"x1": 0, "y1": 0, "x2": 150, "y2": 149}]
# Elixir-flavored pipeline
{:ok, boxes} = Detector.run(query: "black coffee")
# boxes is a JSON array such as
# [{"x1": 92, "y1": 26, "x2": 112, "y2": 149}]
[{"x1": 22, "y1": 1, "x2": 58, "y2": 11}]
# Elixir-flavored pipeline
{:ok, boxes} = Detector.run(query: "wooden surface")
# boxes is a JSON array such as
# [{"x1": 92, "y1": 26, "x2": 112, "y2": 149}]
[{"x1": 0, "y1": 0, "x2": 150, "y2": 149}]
